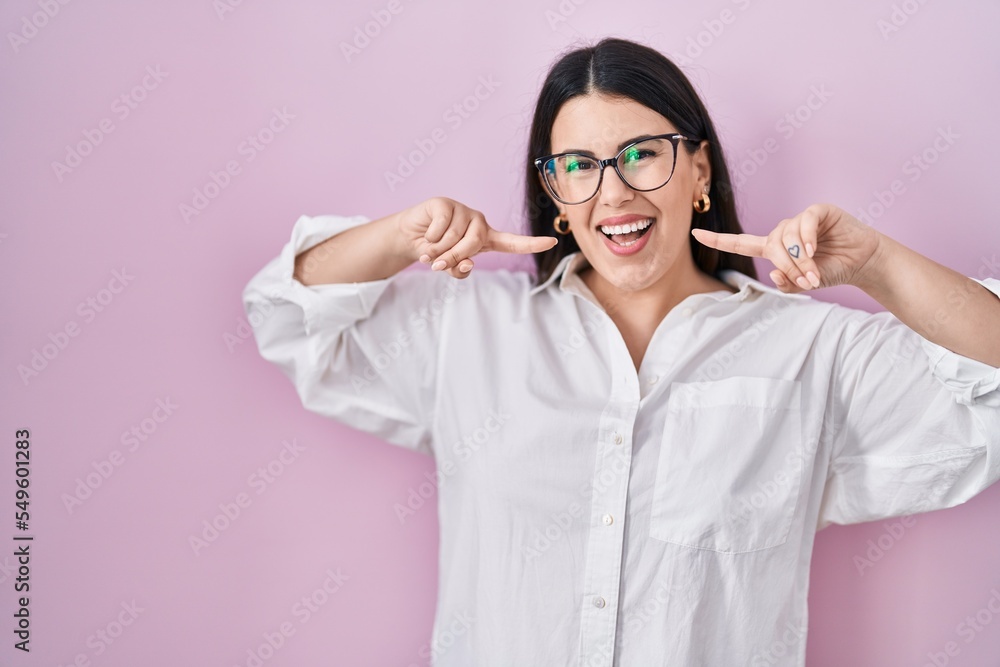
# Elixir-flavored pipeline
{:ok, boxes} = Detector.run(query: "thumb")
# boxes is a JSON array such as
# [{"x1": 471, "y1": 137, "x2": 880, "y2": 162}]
[{"x1": 484, "y1": 227, "x2": 559, "y2": 255}]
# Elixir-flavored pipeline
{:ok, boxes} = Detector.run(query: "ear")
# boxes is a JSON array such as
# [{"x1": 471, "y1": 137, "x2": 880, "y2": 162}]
[{"x1": 691, "y1": 139, "x2": 712, "y2": 195}]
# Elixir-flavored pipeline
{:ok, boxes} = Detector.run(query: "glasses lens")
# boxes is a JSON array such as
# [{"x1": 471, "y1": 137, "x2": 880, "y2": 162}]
[
  {"x1": 616, "y1": 138, "x2": 676, "y2": 191},
  {"x1": 544, "y1": 155, "x2": 600, "y2": 204}
]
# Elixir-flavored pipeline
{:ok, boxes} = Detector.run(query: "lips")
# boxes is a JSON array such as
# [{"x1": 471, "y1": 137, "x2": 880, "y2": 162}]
[
  {"x1": 598, "y1": 217, "x2": 656, "y2": 257},
  {"x1": 599, "y1": 217, "x2": 655, "y2": 245}
]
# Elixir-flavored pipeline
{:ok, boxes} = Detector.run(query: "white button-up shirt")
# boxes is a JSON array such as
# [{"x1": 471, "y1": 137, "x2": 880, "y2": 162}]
[{"x1": 242, "y1": 213, "x2": 1000, "y2": 666}]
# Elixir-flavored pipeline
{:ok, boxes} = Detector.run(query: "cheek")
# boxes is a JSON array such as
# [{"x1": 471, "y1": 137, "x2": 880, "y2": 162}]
[
  {"x1": 569, "y1": 206, "x2": 598, "y2": 239},
  {"x1": 665, "y1": 191, "x2": 692, "y2": 213},
  {"x1": 654, "y1": 196, "x2": 693, "y2": 231}
]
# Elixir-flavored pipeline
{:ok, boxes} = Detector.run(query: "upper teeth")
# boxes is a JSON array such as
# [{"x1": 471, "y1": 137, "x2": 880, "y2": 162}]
[{"x1": 601, "y1": 218, "x2": 653, "y2": 235}]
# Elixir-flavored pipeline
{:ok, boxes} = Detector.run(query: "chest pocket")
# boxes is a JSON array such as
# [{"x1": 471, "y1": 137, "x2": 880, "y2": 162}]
[{"x1": 650, "y1": 376, "x2": 805, "y2": 553}]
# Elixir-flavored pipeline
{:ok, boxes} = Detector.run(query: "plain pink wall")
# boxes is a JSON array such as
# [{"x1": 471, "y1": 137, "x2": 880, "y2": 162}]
[{"x1": 2, "y1": 1, "x2": 999, "y2": 665}]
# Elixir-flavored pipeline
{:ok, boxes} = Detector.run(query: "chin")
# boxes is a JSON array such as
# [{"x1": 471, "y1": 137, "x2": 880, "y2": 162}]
[{"x1": 594, "y1": 256, "x2": 671, "y2": 292}]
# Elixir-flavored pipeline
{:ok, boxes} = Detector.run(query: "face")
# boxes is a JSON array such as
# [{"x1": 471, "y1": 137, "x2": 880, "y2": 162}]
[{"x1": 543, "y1": 93, "x2": 711, "y2": 294}]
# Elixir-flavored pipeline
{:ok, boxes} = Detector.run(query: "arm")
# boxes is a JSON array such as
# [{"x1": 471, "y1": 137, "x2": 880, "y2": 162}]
[
  {"x1": 242, "y1": 199, "x2": 553, "y2": 456},
  {"x1": 690, "y1": 203, "x2": 1000, "y2": 525},
  {"x1": 852, "y1": 233, "x2": 1000, "y2": 367},
  {"x1": 816, "y1": 294, "x2": 1000, "y2": 527},
  {"x1": 292, "y1": 196, "x2": 556, "y2": 285},
  {"x1": 242, "y1": 213, "x2": 454, "y2": 457},
  {"x1": 691, "y1": 202, "x2": 1000, "y2": 366},
  {"x1": 293, "y1": 210, "x2": 416, "y2": 285}
]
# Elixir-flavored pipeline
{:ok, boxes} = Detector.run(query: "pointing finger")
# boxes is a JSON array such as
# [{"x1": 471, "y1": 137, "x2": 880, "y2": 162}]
[
  {"x1": 691, "y1": 228, "x2": 767, "y2": 258},
  {"x1": 485, "y1": 228, "x2": 559, "y2": 255}
]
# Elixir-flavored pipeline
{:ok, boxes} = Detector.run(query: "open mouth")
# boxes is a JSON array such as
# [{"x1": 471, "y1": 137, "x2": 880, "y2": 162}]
[{"x1": 599, "y1": 217, "x2": 655, "y2": 247}]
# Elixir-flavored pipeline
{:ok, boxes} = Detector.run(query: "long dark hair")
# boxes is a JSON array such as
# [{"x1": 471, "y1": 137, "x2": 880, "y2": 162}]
[{"x1": 525, "y1": 37, "x2": 757, "y2": 285}]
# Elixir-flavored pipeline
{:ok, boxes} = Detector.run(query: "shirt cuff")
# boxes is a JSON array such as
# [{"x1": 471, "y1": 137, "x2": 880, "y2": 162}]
[
  {"x1": 919, "y1": 276, "x2": 1000, "y2": 406},
  {"x1": 277, "y1": 213, "x2": 396, "y2": 336}
]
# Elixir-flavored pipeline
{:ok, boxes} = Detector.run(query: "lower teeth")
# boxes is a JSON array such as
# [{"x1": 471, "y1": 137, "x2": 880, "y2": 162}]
[{"x1": 607, "y1": 221, "x2": 652, "y2": 247}]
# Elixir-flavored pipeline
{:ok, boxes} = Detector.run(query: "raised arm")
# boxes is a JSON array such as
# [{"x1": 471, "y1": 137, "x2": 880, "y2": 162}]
[
  {"x1": 690, "y1": 202, "x2": 1000, "y2": 525},
  {"x1": 691, "y1": 202, "x2": 1000, "y2": 367},
  {"x1": 293, "y1": 196, "x2": 558, "y2": 285},
  {"x1": 849, "y1": 231, "x2": 1000, "y2": 367},
  {"x1": 242, "y1": 197, "x2": 557, "y2": 457},
  {"x1": 293, "y1": 208, "x2": 415, "y2": 285}
]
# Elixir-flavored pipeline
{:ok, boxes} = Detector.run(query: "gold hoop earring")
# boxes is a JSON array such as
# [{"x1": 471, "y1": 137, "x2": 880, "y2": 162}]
[
  {"x1": 693, "y1": 193, "x2": 711, "y2": 214},
  {"x1": 553, "y1": 214, "x2": 571, "y2": 235}
]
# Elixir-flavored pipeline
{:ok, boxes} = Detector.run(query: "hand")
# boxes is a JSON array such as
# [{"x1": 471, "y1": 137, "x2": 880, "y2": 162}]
[
  {"x1": 690, "y1": 203, "x2": 883, "y2": 292},
  {"x1": 397, "y1": 197, "x2": 559, "y2": 279}
]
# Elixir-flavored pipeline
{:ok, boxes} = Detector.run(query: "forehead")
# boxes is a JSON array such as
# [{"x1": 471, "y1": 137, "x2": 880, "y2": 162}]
[{"x1": 550, "y1": 93, "x2": 676, "y2": 153}]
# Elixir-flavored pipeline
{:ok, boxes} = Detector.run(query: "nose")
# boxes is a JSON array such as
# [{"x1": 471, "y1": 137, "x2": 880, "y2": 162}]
[{"x1": 597, "y1": 162, "x2": 634, "y2": 207}]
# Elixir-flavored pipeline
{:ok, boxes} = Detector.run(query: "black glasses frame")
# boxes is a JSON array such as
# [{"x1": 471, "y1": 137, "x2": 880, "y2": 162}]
[{"x1": 534, "y1": 133, "x2": 700, "y2": 205}]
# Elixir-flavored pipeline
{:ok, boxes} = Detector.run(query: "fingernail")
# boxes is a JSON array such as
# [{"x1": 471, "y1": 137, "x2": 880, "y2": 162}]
[
  {"x1": 795, "y1": 276, "x2": 810, "y2": 289},
  {"x1": 806, "y1": 270, "x2": 820, "y2": 288},
  {"x1": 419, "y1": 254, "x2": 430, "y2": 263},
  {"x1": 459, "y1": 263, "x2": 472, "y2": 272},
  {"x1": 431, "y1": 260, "x2": 446, "y2": 271},
  {"x1": 806, "y1": 243, "x2": 814, "y2": 258}
]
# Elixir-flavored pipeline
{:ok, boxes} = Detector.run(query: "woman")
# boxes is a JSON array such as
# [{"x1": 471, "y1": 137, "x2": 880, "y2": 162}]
[{"x1": 242, "y1": 37, "x2": 1000, "y2": 666}]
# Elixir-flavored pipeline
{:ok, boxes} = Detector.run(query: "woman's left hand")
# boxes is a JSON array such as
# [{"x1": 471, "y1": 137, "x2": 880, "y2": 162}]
[{"x1": 691, "y1": 203, "x2": 883, "y2": 292}]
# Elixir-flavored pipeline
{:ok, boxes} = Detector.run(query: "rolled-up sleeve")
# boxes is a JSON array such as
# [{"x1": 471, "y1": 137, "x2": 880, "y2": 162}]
[
  {"x1": 817, "y1": 277, "x2": 1000, "y2": 528},
  {"x1": 241, "y1": 213, "x2": 455, "y2": 458}
]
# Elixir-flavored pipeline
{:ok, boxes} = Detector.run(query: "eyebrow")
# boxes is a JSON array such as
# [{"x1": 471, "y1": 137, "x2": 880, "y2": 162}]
[{"x1": 557, "y1": 134, "x2": 661, "y2": 156}]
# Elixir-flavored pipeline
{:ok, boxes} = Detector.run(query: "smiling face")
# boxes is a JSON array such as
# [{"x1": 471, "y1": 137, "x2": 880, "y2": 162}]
[{"x1": 543, "y1": 92, "x2": 712, "y2": 295}]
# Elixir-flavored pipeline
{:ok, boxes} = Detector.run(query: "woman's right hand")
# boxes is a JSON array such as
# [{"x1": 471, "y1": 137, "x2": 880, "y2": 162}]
[{"x1": 396, "y1": 197, "x2": 559, "y2": 279}]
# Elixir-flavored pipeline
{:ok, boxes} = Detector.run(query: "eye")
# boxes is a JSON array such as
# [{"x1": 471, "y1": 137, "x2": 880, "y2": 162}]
[{"x1": 622, "y1": 146, "x2": 654, "y2": 164}]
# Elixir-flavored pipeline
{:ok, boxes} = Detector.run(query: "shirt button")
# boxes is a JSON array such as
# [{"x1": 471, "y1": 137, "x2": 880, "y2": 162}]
[
  {"x1": 613, "y1": 433, "x2": 623, "y2": 445},
  {"x1": 681, "y1": 307, "x2": 693, "y2": 317},
  {"x1": 602, "y1": 514, "x2": 613, "y2": 525},
  {"x1": 593, "y1": 596, "x2": 606, "y2": 608},
  {"x1": 648, "y1": 375, "x2": 659, "y2": 385}
]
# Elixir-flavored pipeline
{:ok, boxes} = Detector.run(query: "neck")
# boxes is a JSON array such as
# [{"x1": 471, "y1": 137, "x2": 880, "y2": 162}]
[{"x1": 579, "y1": 256, "x2": 736, "y2": 322}]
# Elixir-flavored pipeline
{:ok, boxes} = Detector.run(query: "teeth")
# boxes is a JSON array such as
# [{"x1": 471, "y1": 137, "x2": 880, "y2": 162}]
[{"x1": 600, "y1": 218, "x2": 653, "y2": 235}]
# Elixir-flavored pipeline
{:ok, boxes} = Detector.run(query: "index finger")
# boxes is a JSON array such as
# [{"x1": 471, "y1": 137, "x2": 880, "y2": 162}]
[
  {"x1": 485, "y1": 228, "x2": 559, "y2": 254},
  {"x1": 691, "y1": 228, "x2": 766, "y2": 258}
]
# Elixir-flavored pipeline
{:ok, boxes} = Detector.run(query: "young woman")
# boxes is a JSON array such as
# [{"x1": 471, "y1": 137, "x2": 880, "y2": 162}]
[{"x1": 242, "y1": 37, "x2": 1000, "y2": 666}]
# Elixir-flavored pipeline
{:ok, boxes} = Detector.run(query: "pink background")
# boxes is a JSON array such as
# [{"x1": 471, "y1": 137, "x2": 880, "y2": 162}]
[{"x1": 2, "y1": 1, "x2": 999, "y2": 665}]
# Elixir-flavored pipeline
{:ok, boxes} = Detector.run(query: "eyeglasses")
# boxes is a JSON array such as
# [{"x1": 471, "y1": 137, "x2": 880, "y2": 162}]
[{"x1": 534, "y1": 133, "x2": 698, "y2": 205}]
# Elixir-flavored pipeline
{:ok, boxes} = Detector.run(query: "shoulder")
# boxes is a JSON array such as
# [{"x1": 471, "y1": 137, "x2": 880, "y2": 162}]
[
  {"x1": 758, "y1": 290, "x2": 917, "y2": 372},
  {"x1": 722, "y1": 280, "x2": 862, "y2": 357}
]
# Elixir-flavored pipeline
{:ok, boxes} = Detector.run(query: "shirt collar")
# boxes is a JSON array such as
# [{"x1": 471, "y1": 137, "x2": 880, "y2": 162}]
[
  {"x1": 528, "y1": 252, "x2": 582, "y2": 297},
  {"x1": 528, "y1": 251, "x2": 810, "y2": 302}
]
